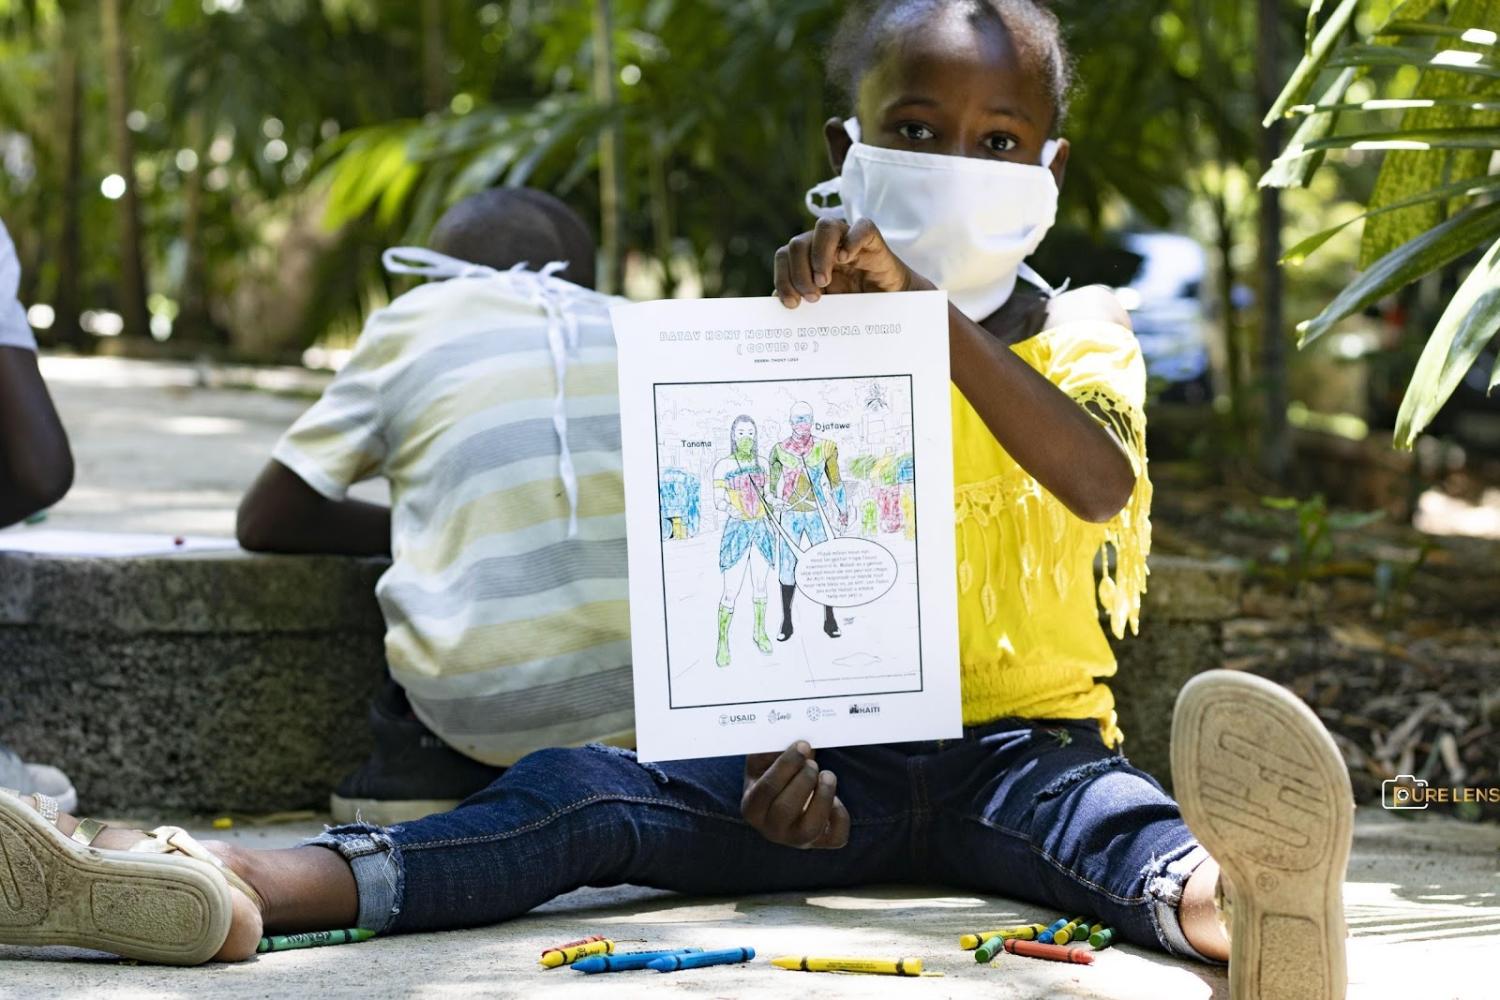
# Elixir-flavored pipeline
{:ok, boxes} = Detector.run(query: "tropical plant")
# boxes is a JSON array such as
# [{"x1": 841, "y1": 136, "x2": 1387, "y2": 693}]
[{"x1": 1262, "y1": 0, "x2": 1500, "y2": 449}]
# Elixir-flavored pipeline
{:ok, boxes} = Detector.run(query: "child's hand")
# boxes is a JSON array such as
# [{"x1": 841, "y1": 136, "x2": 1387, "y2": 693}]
[
  {"x1": 774, "y1": 218, "x2": 934, "y2": 309},
  {"x1": 741, "y1": 741, "x2": 851, "y2": 849}
]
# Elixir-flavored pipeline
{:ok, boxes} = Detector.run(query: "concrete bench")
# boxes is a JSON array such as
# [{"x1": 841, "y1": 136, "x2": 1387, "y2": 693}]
[{"x1": 0, "y1": 546, "x2": 1240, "y2": 813}]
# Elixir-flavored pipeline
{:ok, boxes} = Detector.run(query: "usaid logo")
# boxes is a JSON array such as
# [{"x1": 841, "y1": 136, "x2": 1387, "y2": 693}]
[
  {"x1": 767, "y1": 709, "x2": 792, "y2": 724},
  {"x1": 848, "y1": 703, "x2": 881, "y2": 716},
  {"x1": 718, "y1": 712, "x2": 757, "y2": 727}
]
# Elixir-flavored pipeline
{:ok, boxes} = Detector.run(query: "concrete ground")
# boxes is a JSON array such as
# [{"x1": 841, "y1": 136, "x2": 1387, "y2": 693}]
[
  {"x1": 0, "y1": 811, "x2": 1494, "y2": 999},
  {"x1": 15, "y1": 356, "x2": 385, "y2": 539}
]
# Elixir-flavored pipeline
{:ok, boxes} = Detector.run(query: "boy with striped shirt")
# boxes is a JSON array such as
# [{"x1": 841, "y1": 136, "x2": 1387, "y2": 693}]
[{"x1": 237, "y1": 189, "x2": 630, "y2": 822}]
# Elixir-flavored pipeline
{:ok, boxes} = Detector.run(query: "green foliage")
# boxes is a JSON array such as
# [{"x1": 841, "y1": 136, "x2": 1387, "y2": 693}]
[
  {"x1": 1257, "y1": 494, "x2": 1383, "y2": 592},
  {"x1": 1264, "y1": 0, "x2": 1500, "y2": 449}
]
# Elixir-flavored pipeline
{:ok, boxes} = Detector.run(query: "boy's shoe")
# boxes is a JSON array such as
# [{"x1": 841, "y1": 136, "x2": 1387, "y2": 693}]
[
  {"x1": 1172, "y1": 670, "x2": 1354, "y2": 1000},
  {"x1": 0, "y1": 742, "x2": 78, "y2": 814},
  {"x1": 331, "y1": 689, "x2": 504, "y2": 826}
]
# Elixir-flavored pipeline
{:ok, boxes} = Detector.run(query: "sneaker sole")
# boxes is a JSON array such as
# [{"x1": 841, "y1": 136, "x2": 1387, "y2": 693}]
[
  {"x1": 329, "y1": 794, "x2": 460, "y2": 827},
  {"x1": 1171, "y1": 670, "x2": 1353, "y2": 1000},
  {"x1": 0, "y1": 794, "x2": 231, "y2": 965}
]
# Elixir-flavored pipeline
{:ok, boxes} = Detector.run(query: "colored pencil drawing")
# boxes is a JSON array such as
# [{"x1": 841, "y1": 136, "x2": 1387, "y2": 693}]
[{"x1": 653, "y1": 376, "x2": 924, "y2": 710}]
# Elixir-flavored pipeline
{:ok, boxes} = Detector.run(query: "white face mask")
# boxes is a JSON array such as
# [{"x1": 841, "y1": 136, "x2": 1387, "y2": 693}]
[{"x1": 805, "y1": 118, "x2": 1062, "y2": 321}]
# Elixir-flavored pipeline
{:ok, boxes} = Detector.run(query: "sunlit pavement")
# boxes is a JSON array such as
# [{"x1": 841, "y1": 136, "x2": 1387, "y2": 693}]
[{"x1": 0, "y1": 812, "x2": 1491, "y2": 998}]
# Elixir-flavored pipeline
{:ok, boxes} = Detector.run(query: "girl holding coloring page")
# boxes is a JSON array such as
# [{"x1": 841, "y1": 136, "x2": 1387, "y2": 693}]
[{"x1": 0, "y1": 4, "x2": 1352, "y2": 998}]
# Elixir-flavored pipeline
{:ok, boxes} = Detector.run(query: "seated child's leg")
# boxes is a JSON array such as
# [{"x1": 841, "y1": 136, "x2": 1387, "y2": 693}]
[
  {"x1": 298, "y1": 743, "x2": 912, "y2": 935},
  {"x1": 928, "y1": 719, "x2": 1215, "y2": 961}
]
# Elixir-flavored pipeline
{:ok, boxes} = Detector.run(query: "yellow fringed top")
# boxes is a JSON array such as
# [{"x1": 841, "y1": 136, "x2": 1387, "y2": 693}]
[{"x1": 952, "y1": 319, "x2": 1153, "y2": 748}]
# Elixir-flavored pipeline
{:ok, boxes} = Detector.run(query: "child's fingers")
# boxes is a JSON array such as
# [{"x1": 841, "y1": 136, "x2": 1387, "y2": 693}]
[
  {"x1": 809, "y1": 218, "x2": 847, "y2": 288},
  {"x1": 764, "y1": 757, "x2": 821, "y2": 837},
  {"x1": 839, "y1": 217, "x2": 888, "y2": 264},
  {"x1": 773, "y1": 246, "x2": 800, "y2": 309},
  {"x1": 788, "y1": 770, "x2": 838, "y2": 847},
  {"x1": 741, "y1": 743, "x2": 811, "y2": 824},
  {"x1": 811, "y1": 795, "x2": 851, "y2": 850},
  {"x1": 784, "y1": 233, "x2": 823, "y2": 303}
]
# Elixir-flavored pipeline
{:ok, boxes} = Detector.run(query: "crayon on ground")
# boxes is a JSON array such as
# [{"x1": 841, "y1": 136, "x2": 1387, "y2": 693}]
[
  {"x1": 771, "y1": 956, "x2": 924, "y2": 976},
  {"x1": 540, "y1": 938, "x2": 614, "y2": 967},
  {"x1": 540, "y1": 934, "x2": 606, "y2": 958},
  {"x1": 648, "y1": 947, "x2": 755, "y2": 972},
  {"x1": 256, "y1": 929, "x2": 375, "y2": 953},
  {"x1": 974, "y1": 935, "x2": 1006, "y2": 964},
  {"x1": 959, "y1": 924, "x2": 1043, "y2": 949},
  {"x1": 573, "y1": 949, "x2": 703, "y2": 974},
  {"x1": 1036, "y1": 917, "x2": 1069, "y2": 944},
  {"x1": 1090, "y1": 928, "x2": 1117, "y2": 949},
  {"x1": 1004, "y1": 939, "x2": 1095, "y2": 965},
  {"x1": 1053, "y1": 916, "x2": 1090, "y2": 945}
]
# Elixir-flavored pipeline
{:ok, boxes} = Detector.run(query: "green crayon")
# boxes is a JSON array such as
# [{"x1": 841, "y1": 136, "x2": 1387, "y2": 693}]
[
  {"x1": 975, "y1": 935, "x2": 1006, "y2": 964},
  {"x1": 257, "y1": 928, "x2": 375, "y2": 953},
  {"x1": 1053, "y1": 917, "x2": 1089, "y2": 946},
  {"x1": 1089, "y1": 927, "x2": 1116, "y2": 949}
]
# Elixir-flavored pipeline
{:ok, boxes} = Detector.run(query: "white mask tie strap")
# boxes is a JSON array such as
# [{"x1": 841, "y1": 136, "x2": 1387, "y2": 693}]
[{"x1": 381, "y1": 246, "x2": 498, "y2": 280}]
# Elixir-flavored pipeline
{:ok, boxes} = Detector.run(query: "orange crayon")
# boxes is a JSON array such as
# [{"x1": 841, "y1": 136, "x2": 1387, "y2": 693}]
[{"x1": 1003, "y1": 939, "x2": 1095, "y2": 965}]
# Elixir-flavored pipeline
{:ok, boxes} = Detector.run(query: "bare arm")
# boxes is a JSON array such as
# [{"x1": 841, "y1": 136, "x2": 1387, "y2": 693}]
[
  {"x1": 775, "y1": 218, "x2": 1134, "y2": 524},
  {"x1": 236, "y1": 459, "x2": 391, "y2": 557},
  {"x1": 0, "y1": 346, "x2": 74, "y2": 528}
]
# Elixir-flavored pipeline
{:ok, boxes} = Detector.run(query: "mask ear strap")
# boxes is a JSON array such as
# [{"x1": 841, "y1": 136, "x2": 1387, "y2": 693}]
[
  {"x1": 1041, "y1": 139, "x2": 1061, "y2": 168},
  {"x1": 805, "y1": 178, "x2": 846, "y2": 220},
  {"x1": 843, "y1": 117, "x2": 862, "y2": 143}
]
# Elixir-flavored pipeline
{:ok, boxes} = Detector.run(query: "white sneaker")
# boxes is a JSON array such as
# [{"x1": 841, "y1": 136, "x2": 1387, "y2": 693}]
[{"x1": 1172, "y1": 670, "x2": 1354, "y2": 1000}]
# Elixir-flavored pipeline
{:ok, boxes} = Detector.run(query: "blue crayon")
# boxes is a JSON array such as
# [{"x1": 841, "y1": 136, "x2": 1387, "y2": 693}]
[
  {"x1": 573, "y1": 949, "x2": 703, "y2": 973},
  {"x1": 1037, "y1": 918, "x2": 1070, "y2": 944},
  {"x1": 648, "y1": 947, "x2": 755, "y2": 972}
]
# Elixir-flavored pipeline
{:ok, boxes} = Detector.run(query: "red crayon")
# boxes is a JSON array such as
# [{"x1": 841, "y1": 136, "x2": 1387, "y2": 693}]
[
  {"x1": 1003, "y1": 939, "x2": 1095, "y2": 965},
  {"x1": 541, "y1": 935, "x2": 606, "y2": 958}
]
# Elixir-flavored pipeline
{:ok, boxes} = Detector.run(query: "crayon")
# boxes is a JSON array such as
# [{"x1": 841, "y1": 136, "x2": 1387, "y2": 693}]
[
  {"x1": 541, "y1": 934, "x2": 606, "y2": 958},
  {"x1": 771, "y1": 956, "x2": 922, "y2": 976},
  {"x1": 1089, "y1": 928, "x2": 1116, "y2": 949},
  {"x1": 974, "y1": 935, "x2": 1006, "y2": 964},
  {"x1": 257, "y1": 928, "x2": 374, "y2": 953},
  {"x1": 540, "y1": 938, "x2": 614, "y2": 967},
  {"x1": 959, "y1": 925, "x2": 1045, "y2": 949},
  {"x1": 648, "y1": 947, "x2": 755, "y2": 972},
  {"x1": 573, "y1": 949, "x2": 703, "y2": 973},
  {"x1": 1003, "y1": 939, "x2": 1095, "y2": 965},
  {"x1": 1054, "y1": 917, "x2": 1090, "y2": 946},
  {"x1": 1036, "y1": 917, "x2": 1070, "y2": 944}
]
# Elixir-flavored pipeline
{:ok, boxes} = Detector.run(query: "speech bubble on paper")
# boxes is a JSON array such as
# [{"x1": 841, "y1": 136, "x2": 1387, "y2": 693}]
[{"x1": 794, "y1": 537, "x2": 899, "y2": 608}]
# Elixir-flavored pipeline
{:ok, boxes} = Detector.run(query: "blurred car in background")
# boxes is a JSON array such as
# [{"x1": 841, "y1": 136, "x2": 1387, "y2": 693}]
[{"x1": 1114, "y1": 232, "x2": 1214, "y2": 404}]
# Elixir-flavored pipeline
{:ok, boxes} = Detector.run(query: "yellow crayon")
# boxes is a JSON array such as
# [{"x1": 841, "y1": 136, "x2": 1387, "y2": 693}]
[
  {"x1": 959, "y1": 925, "x2": 1043, "y2": 949},
  {"x1": 771, "y1": 955, "x2": 923, "y2": 976},
  {"x1": 540, "y1": 938, "x2": 614, "y2": 967},
  {"x1": 1054, "y1": 916, "x2": 1090, "y2": 946}
]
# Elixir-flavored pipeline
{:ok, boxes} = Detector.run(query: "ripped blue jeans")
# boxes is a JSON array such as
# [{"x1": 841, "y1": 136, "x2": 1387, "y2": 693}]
[{"x1": 303, "y1": 717, "x2": 1212, "y2": 961}]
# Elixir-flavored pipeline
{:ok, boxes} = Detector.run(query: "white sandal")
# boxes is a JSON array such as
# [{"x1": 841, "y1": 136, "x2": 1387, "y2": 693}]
[{"x1": 0, "y1": 788, "x2": 262, "y2": 965}]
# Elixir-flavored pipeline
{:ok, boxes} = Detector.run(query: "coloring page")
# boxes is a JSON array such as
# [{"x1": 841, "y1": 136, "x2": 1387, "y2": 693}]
[{"x1": 612, "y1": 292, "x2": 960, "y2": 761}]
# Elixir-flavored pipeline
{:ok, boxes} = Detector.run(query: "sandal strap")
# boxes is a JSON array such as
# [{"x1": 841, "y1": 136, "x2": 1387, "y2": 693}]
[
  {"x1": 131, "y1": 825, "x2": 265, "y2": 911},
  {"x1": 72, "y1": 817, "x2": 109, "y2": 846}
]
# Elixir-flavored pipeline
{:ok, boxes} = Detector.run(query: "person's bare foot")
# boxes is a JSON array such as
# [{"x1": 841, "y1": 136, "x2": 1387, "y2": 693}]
[{"x1": 25, "y1": 798, "x2": 265, "y2": 961}]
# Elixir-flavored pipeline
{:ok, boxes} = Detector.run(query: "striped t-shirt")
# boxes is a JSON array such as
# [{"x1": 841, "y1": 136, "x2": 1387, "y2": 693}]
[{"x1": 272, "y1": 272, "x2": 631, "y2": 765}]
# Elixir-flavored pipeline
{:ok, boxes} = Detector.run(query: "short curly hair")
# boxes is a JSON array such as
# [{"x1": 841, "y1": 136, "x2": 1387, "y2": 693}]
[{"x1": 827, "y1": 0, "x2": 1075, "y2": 135}]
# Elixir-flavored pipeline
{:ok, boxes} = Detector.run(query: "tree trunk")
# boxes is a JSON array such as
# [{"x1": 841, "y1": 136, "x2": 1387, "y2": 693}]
[
  {"x1": 421, "y1": 0, "x2": 448, "y2": 114},
  {"x1": 54, "y1": 33, "x2": 86, "y2": 351},
  {"x1": 177, "y1": 109, "x2": 212, "y2": 342},
  {"x1": 591, "y1": 0, "x2": 623, "y2": 295},
  {"x1": 1256, "y1": 0, "x2": 1290, "y2": 482},
  {"x1": 1213, "y1": 189, "x2": 1244, "y2": 442},
  {"x1": 101, "y1": 0, "x2": 151, "y2": 341}
]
